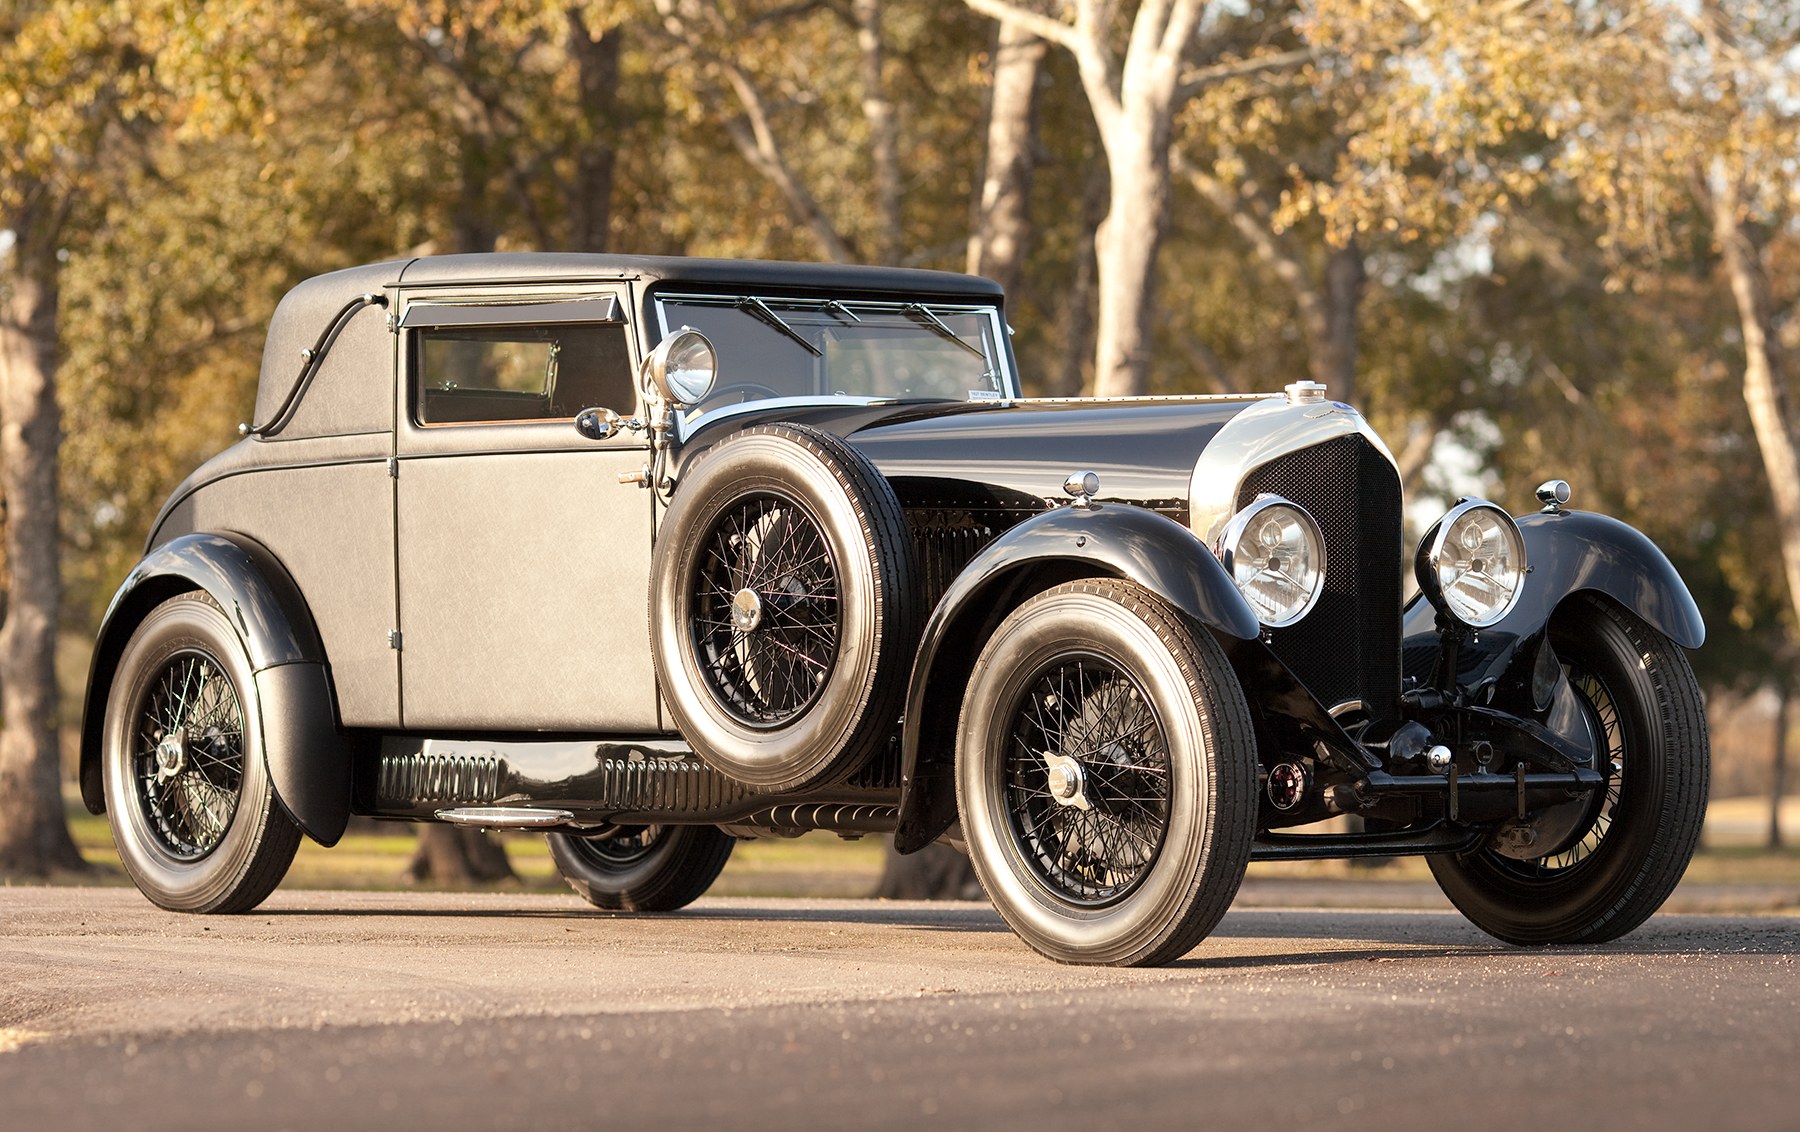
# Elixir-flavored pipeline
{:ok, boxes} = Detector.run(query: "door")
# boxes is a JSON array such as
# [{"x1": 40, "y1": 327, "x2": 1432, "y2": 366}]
[{"x1": 392, "y1": 286, "x2": 661, "y2": 732}]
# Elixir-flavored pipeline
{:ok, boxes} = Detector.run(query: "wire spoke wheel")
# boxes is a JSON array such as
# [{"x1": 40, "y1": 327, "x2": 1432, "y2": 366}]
[
  {"x1": 546, "y1": 825, "x2": 735, "y2": 912},
  {"x1": 1003, "y1": 656, "x2": 1171, "y2": 906},
  {"x1": 653, "y1": 424, "x2": 919, "y2": 792},
  {"x1": 691, "y1": 490, "x2": 841, "y2": 726},
  {"x1": 1427, "y1": 595, "x2": 1709, "y2": 946},
  {"x1": 103, "y1": 592, "x2": 301, "y2": 914},
  {"x1": 132, "y1": 651, "x2": 245, "y2": 860},
  {"x1": 957, "y1": 580, "x2": 1257, "y2": 967},
  {"x1": 1498, "y1": 667, "x2": 1623, "y2": 876},
  {"x1": 566, "y1": 825, "x2": 665, "y2": 869}
]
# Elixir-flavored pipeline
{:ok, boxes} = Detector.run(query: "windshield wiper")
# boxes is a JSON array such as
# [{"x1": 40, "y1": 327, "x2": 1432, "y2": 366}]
[
  {"x1": 737, "y1": 296, "x2": 821, "y2": 356},
  {"x1": 821, "y1": 299, "x2": 862, "y2": 323},
  {"x1": 902, "y1": 303, "x2": 986, "y2": 358}
]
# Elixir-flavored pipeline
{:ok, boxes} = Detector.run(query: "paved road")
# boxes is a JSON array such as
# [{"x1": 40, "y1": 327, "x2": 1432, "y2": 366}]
[{"x1": 1, "y1": 889, "x2": 1795, "y2": 1130}]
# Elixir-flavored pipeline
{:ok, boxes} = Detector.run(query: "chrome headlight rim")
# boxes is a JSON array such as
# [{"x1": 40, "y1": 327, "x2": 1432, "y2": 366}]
[
  {"x1": 644, "y1": 325, "x2": 718, "y2": 407},
  {"x1": 1215, "y1": 494, "x2": 1327, "y2": 630},
  {"x1": 1416, "y1": 497, "x2": 1528, "y2": 630}
]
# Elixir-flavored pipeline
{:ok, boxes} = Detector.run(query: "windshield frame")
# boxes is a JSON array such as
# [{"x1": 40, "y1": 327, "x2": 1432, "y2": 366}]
[{"x1": 652, "y1": 290, "x2": 1018, "y2": 436}]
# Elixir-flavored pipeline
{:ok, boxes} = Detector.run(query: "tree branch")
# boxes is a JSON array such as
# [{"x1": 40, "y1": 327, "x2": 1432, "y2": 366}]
[
  {"x1": 1173, "y1": 150, "x2": 1330, "y2": 353},
  {"x1": 961, "y1": 0, "x2": 1082, "y2": 54},
  {"x1": 654, "y1": 0, "x2": 858, "y2": 263},
  {"x1": 1177, "y1": 45, "x2": 1317, "y2": 100}
]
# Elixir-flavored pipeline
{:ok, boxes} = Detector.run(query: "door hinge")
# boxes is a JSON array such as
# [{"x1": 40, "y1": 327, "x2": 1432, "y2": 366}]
[
  {"x1": 387, "y1": 456, "x2": 398, "y2": 478},
  {"x1": 387, "y1": 629, "x2": 403, "y2": 650},
  {"x1": 385, "y1": 311, "x2": 398, "y2": 334}
]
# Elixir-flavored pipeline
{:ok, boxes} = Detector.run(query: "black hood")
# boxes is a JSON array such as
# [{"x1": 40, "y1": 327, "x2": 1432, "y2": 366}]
[{"x1": 680, "y1": 398, "x2": 1260, "y2": 512}]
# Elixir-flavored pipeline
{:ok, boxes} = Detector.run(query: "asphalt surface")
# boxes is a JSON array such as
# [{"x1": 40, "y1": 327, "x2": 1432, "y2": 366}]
[{"x1": 1, "y1": 889, "x2": 1796, "y2": 1130}]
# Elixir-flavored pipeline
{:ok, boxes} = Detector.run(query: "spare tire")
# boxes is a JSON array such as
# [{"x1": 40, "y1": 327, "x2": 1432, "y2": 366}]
[{"x1": 651, "y1": 423, "x2": 920, "y2": 792}]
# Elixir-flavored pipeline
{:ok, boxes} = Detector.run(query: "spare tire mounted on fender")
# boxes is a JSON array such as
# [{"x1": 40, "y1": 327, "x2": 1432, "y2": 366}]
[{"x1": 652, "y1": 423, "x2": 920, "y2": 792}]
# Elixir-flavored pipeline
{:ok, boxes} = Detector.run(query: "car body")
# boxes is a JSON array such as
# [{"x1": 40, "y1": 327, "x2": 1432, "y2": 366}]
[{"x1": 83, "y1": 253, "x2": 1710, "y2": 965}]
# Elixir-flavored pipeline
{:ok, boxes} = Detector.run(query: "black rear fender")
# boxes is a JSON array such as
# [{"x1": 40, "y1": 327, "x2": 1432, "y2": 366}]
[{"x1": 79, "y1": 532, "x2": 352, "y2": 847}]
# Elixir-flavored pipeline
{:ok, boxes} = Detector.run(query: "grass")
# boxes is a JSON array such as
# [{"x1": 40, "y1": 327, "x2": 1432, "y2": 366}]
[{"x1": 31, "y1": 795, "x2": 1800, "y2": 899}]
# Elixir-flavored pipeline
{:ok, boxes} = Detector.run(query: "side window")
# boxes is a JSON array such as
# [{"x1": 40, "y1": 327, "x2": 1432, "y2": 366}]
[{"x1": 415, "y1": 322, "x2": 636, "y2": 425}]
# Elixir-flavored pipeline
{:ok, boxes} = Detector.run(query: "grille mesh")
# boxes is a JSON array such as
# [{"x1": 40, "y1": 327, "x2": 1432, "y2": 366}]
[{"x1": 1237, "y1": 436, "x2": 1403, "y2": 714}]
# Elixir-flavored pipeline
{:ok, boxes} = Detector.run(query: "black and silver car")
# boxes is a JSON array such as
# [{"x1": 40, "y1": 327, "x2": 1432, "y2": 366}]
[{"x1": 81, "y1": 253, "x2": 1709, "y2": 966}]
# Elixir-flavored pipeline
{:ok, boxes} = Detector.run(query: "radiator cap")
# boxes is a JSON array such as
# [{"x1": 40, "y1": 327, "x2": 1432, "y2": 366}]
[{"x1": 1284, "y1": 380, "x2": 1328, "y2": 405}]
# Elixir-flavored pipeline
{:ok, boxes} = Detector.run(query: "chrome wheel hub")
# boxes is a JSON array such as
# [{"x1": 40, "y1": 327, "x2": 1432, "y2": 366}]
[
  {"x1": 154, "y1": 732, "x2": 188, "y2": 783},
  {"x1": 731, "y1": 588, "x2": 764, "y2": 632},
  {"x1": 1043, "y1": 752, "x2": 1091, "y2": 810}
]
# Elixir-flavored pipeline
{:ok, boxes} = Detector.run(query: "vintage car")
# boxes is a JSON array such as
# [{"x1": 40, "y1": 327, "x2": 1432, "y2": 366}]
[{"x1": 81, "y1": 253, "x2": 1709, "y2": 966}]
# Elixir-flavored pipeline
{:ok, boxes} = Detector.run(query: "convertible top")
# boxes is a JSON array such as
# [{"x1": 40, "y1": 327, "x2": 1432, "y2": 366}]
[
  {"x1": 396, "y1": 252, "x2": 1005, "y2": 296},
  {"x1": 254, "y1": 254, "x2": 1004, "y2": 428}
]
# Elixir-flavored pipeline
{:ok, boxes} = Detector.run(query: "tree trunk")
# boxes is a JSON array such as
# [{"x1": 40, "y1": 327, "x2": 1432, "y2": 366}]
[
  {"x1": 565, "y1": 9, "x2": 622, "y2": 253},
  {"x1": 1710, "y1": 173, "x2": 1800, "y2": 645},
  {"x1": 966, "y1": 19, "x2": 1044, "y2": 296},
  {"x1": 407, "y1": 825, "x2": 517, "y2": 884},
  {"x1": 1092, "y1": 122, "x2": 1171, "y2": 397},
  {"x1": 1318, "y1": 240, "x2": 1365, "y2": 404},
  {"x1": 1772, "y1": 683, "x2": 1790, "y2": 851},
  {"x1": 0, "y1": 190, "x2": 87, "y2": 876},
  {"x1": 852, "y1": 0, "x2": 902, "y2": 265},
  {"x1": 1052, "y1": 160, "x2": 1109, "y2": 397},
  {"x1": 873, "y1": 838, "x2": 982, "y2": 900}
]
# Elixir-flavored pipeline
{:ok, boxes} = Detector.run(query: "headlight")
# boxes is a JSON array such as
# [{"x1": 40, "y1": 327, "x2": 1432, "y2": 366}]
[
  {"x1": 1416, "y1": 498, "x2": 1527, "y2": 628},
  {"x1": 1216, "y1": 495, "x2": 1326, "y2": 628},
  {"x1": 645, "y1": 326, "x2": 717, "y2": 406}
]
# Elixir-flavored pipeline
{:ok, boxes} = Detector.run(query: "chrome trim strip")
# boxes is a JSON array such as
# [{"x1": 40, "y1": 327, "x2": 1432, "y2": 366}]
[
  {"x1": 671, "y1": 394, "x2": 899, "y2": 443},
  {"x1": 1188, "y1": 397, "x2": 1399, "y2": 546},
  {"x1": 434, "y1": 806, "x2": 576, "y2": 828},
  {"x1": 1008, "y1": 393, "x2": 1272, "y2": 405}
]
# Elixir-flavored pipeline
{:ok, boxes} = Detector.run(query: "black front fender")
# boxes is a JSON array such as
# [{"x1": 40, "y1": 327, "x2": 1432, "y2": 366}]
[
  {"x1": 1405, "y1": 509, "x2": 1705, "y2": 650},
  {"x1": 1506, "y1": 509, "x2": 1704, "y2": 647},
  {"x1": 79, "y1": 532, "x2": 351, "y2": 847},
  {"x1": 1403, "y1": 509, "x2": 1705, "y2": 721},
  {"x1": 893, "y1": 503, "x2": 1259, "y2": 852}
]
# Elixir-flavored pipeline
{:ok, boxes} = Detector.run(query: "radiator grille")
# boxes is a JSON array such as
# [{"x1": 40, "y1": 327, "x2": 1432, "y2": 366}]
[{"x1": 1237, "y1": 435, "x2": 1403, "y2": 715}]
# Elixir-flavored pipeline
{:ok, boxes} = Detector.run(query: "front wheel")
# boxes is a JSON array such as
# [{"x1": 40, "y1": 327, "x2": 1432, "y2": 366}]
[
  {"x1": 101, "y1": 592, "x2": 301, "y2": 913},
  {"x1": 1429, "y1": 595, "x2": 1710, "y2": 944},
  {"x1": 956, "y1": 580, "x2": 1258, "y2": 966},
  {"x1": 546, "y1": 825, "x2": 734, "y2": 911}
]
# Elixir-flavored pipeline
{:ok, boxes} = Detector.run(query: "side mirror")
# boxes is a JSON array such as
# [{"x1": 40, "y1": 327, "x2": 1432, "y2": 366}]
[
  {"x1": 574, "y1": 407, "x2": 642, "y2": 442},
  {"x1": 643, "y1": 327, "x2": 718, "y2": 407}
]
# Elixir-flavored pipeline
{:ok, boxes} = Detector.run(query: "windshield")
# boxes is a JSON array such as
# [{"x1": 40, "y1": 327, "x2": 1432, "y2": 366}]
[{"x1": 653, "y1": 293, "x2": 1012, "y2": 416}]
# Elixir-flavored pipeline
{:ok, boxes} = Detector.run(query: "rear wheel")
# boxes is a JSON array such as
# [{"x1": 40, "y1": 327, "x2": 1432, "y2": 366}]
[
  {"x1": 101, "y1": 592, "x2": 301, "y2": 913},
  {"x1": 1428, "y1": 596, "x2": 1709, "y2": 944},
  {"x1": 546, "y1": 825, "x2": 734, "y2": 912},
  {"x1": 956, "y1": 580, "x2": 1257, "y2": 966}
]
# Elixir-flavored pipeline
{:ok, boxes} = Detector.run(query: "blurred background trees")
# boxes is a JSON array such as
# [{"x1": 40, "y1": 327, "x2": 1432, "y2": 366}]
[{"x1": 3, "y1": 0, "x2": 1797, "y2": 880}]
